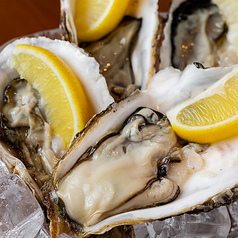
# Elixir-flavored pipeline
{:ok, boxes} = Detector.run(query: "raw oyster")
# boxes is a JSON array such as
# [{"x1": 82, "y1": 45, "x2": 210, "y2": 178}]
[
  {"x1": 0, "y1": 36, "x2": 113, "y2": 198},
  {"x1": 47, "y1": 90, "x2": 181, "y2": 237},
  {"x1": 47, "y1": 64, "x2": 238, "y2": 237},
  {"x1": 60, "y1": 0, "x2": 159, "y2": 98},
  {"x1": 57, "y1": 107, "x2": 179, "y2": 223},
  {"x1": 159, "y1": 0, "x2": 238, "y2": 70}
]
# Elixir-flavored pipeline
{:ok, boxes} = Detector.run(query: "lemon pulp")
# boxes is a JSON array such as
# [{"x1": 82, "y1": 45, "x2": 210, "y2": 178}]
[
  {"x1": 74, "y1": 0, "x2": 130, "y2": 42},
  {"x1": 178, "y1": 74, "x2": 238, "y2": 126},
  {"x1": 167, "y1": 70, "x2": 238, "y2": 144}
]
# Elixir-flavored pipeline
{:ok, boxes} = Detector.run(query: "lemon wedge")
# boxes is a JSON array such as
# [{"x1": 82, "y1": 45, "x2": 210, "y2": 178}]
[
  {"x1": 9, "y1": 44, "x2": 91, "y2": 147},
  {"x1": 74, "y1": 0, "x2": 130, "y2": 42},
  {"x1": 166, "y1": 67, "x2": 238, "y2": 144}
]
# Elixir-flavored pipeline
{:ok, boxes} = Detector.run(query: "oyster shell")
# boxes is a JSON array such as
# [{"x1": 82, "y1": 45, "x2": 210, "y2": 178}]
[
  {"x1": 60, "y1": 0, "x2": 159, "y2": 97},
  {"x1": 159, "y1": 0, "x2": 238, "y2": 70},
  {"x1": 0, "y1": 36, "x2": 114, "y2": 198},
  {"x1": 47, "y1": 90, "x2": 181, "y2": 237},
  {"x1": 47, "y1": 63, "x2": 238, "y2": 237}
]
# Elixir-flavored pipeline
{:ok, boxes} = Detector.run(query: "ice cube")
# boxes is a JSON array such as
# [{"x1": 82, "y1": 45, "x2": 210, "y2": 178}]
[
  {"x1": 34, "y1": 220, "x2": 51, "y2": 238},
  {"x1": 134, "y1": 206, "x2": 231, "y2": 238},
  {"x1": 0, "y1": 174, "x2": 44, "y2": 238},
  {"x1": 134, "y1": 223, "x2": 149, "y2": 238},
  {"x1": 58, "y1": 233, "x2": 78, "y2": 238},
  {"x1": 227, "y1": 202, "x2": 238, "y2": 237}
]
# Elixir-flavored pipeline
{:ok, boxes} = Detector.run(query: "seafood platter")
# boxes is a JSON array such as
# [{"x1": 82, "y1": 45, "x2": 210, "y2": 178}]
[{"x1": 1, "y1": 0, "x2": 238, "y2": 237}]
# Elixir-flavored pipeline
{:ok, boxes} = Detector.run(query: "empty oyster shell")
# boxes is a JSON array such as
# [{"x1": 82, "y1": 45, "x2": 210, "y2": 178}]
[
  {"x1": 46, "y1": 63, "x2": 238, "y2": 237},
  {"x1": 160, "y1": 0, "x2": 238, "y2": 70}
]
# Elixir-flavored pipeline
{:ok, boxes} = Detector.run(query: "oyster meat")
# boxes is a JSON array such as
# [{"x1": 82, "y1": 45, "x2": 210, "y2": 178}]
[
  {"x1": 159, "y1": 0, "x2": 238, "y2": 70},
  {"x1": 82, "y1": 17, "x2": 141, "y2": 101},
  {"x1": 1, "y1": 78, "x2": 62, "y2": 187},
  {"x1": 56, "y1": 108, "x2": 179, "y2": 226}
]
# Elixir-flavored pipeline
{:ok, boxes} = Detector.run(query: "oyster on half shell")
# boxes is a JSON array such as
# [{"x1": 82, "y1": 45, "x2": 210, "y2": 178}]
[
  {"x1": 159, "y1": 0, "x2": 238, "y2": 70},
  {"x1": 60, "y1": 0, "x2": 159, "y2": 98},
  {"x1": 46, "y1": 63, "x2": 238, "y2": 237},
  {"x1": 0, "y1": 36, "x2": 114, "y2": 201}
]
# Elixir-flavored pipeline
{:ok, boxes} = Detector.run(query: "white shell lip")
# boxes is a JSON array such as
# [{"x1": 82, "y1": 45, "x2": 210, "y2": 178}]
[
  {"x1": 60, "y1": 0, "x2": 159, "y2": 90},
  {"x1": 0, "y1": 36, "x2": 114, "y2": 114},
  {"x1": 125, "y1": 0, "x2": 159, "y2": 89},
  {"x1": 159, "y1": 0, "x2": 186, "y2": 70}
]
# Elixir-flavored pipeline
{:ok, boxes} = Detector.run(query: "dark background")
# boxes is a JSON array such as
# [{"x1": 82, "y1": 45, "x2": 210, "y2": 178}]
[{"x1": 0, "y1": 0, "x2": 170, "y2": 47}]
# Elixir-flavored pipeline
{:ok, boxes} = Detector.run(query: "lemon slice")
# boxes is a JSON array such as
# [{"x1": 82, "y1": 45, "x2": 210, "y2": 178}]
[
  {"x1": 9, "y1": 44, "x2": 91, "y2": 147},
  {"x1": 166, "y1": 67, "x2": 238, "y2": 144},
  {"x1": 74, "y1": 0, "x2": 130, "y2": 42}
]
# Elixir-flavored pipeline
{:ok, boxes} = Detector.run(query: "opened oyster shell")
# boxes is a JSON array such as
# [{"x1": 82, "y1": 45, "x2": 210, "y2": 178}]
[
  {"x1": 159, "y1": 0, "x2": 238, "y2": 70},
  {"x1": 0, "y1": 36, "x2": 114, "y2": 202},
  {"x1": 60, "y1": 0, "x2": 159, "y2": 98},
  {"x1": 47, "y1": 63, "x2": 238, "y2": 237}
]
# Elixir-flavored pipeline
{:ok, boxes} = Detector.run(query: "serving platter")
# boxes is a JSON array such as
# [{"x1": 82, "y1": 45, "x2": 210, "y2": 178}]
[{"x1": 1, "y1": 0, "x2": 238, "y2": 237}]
